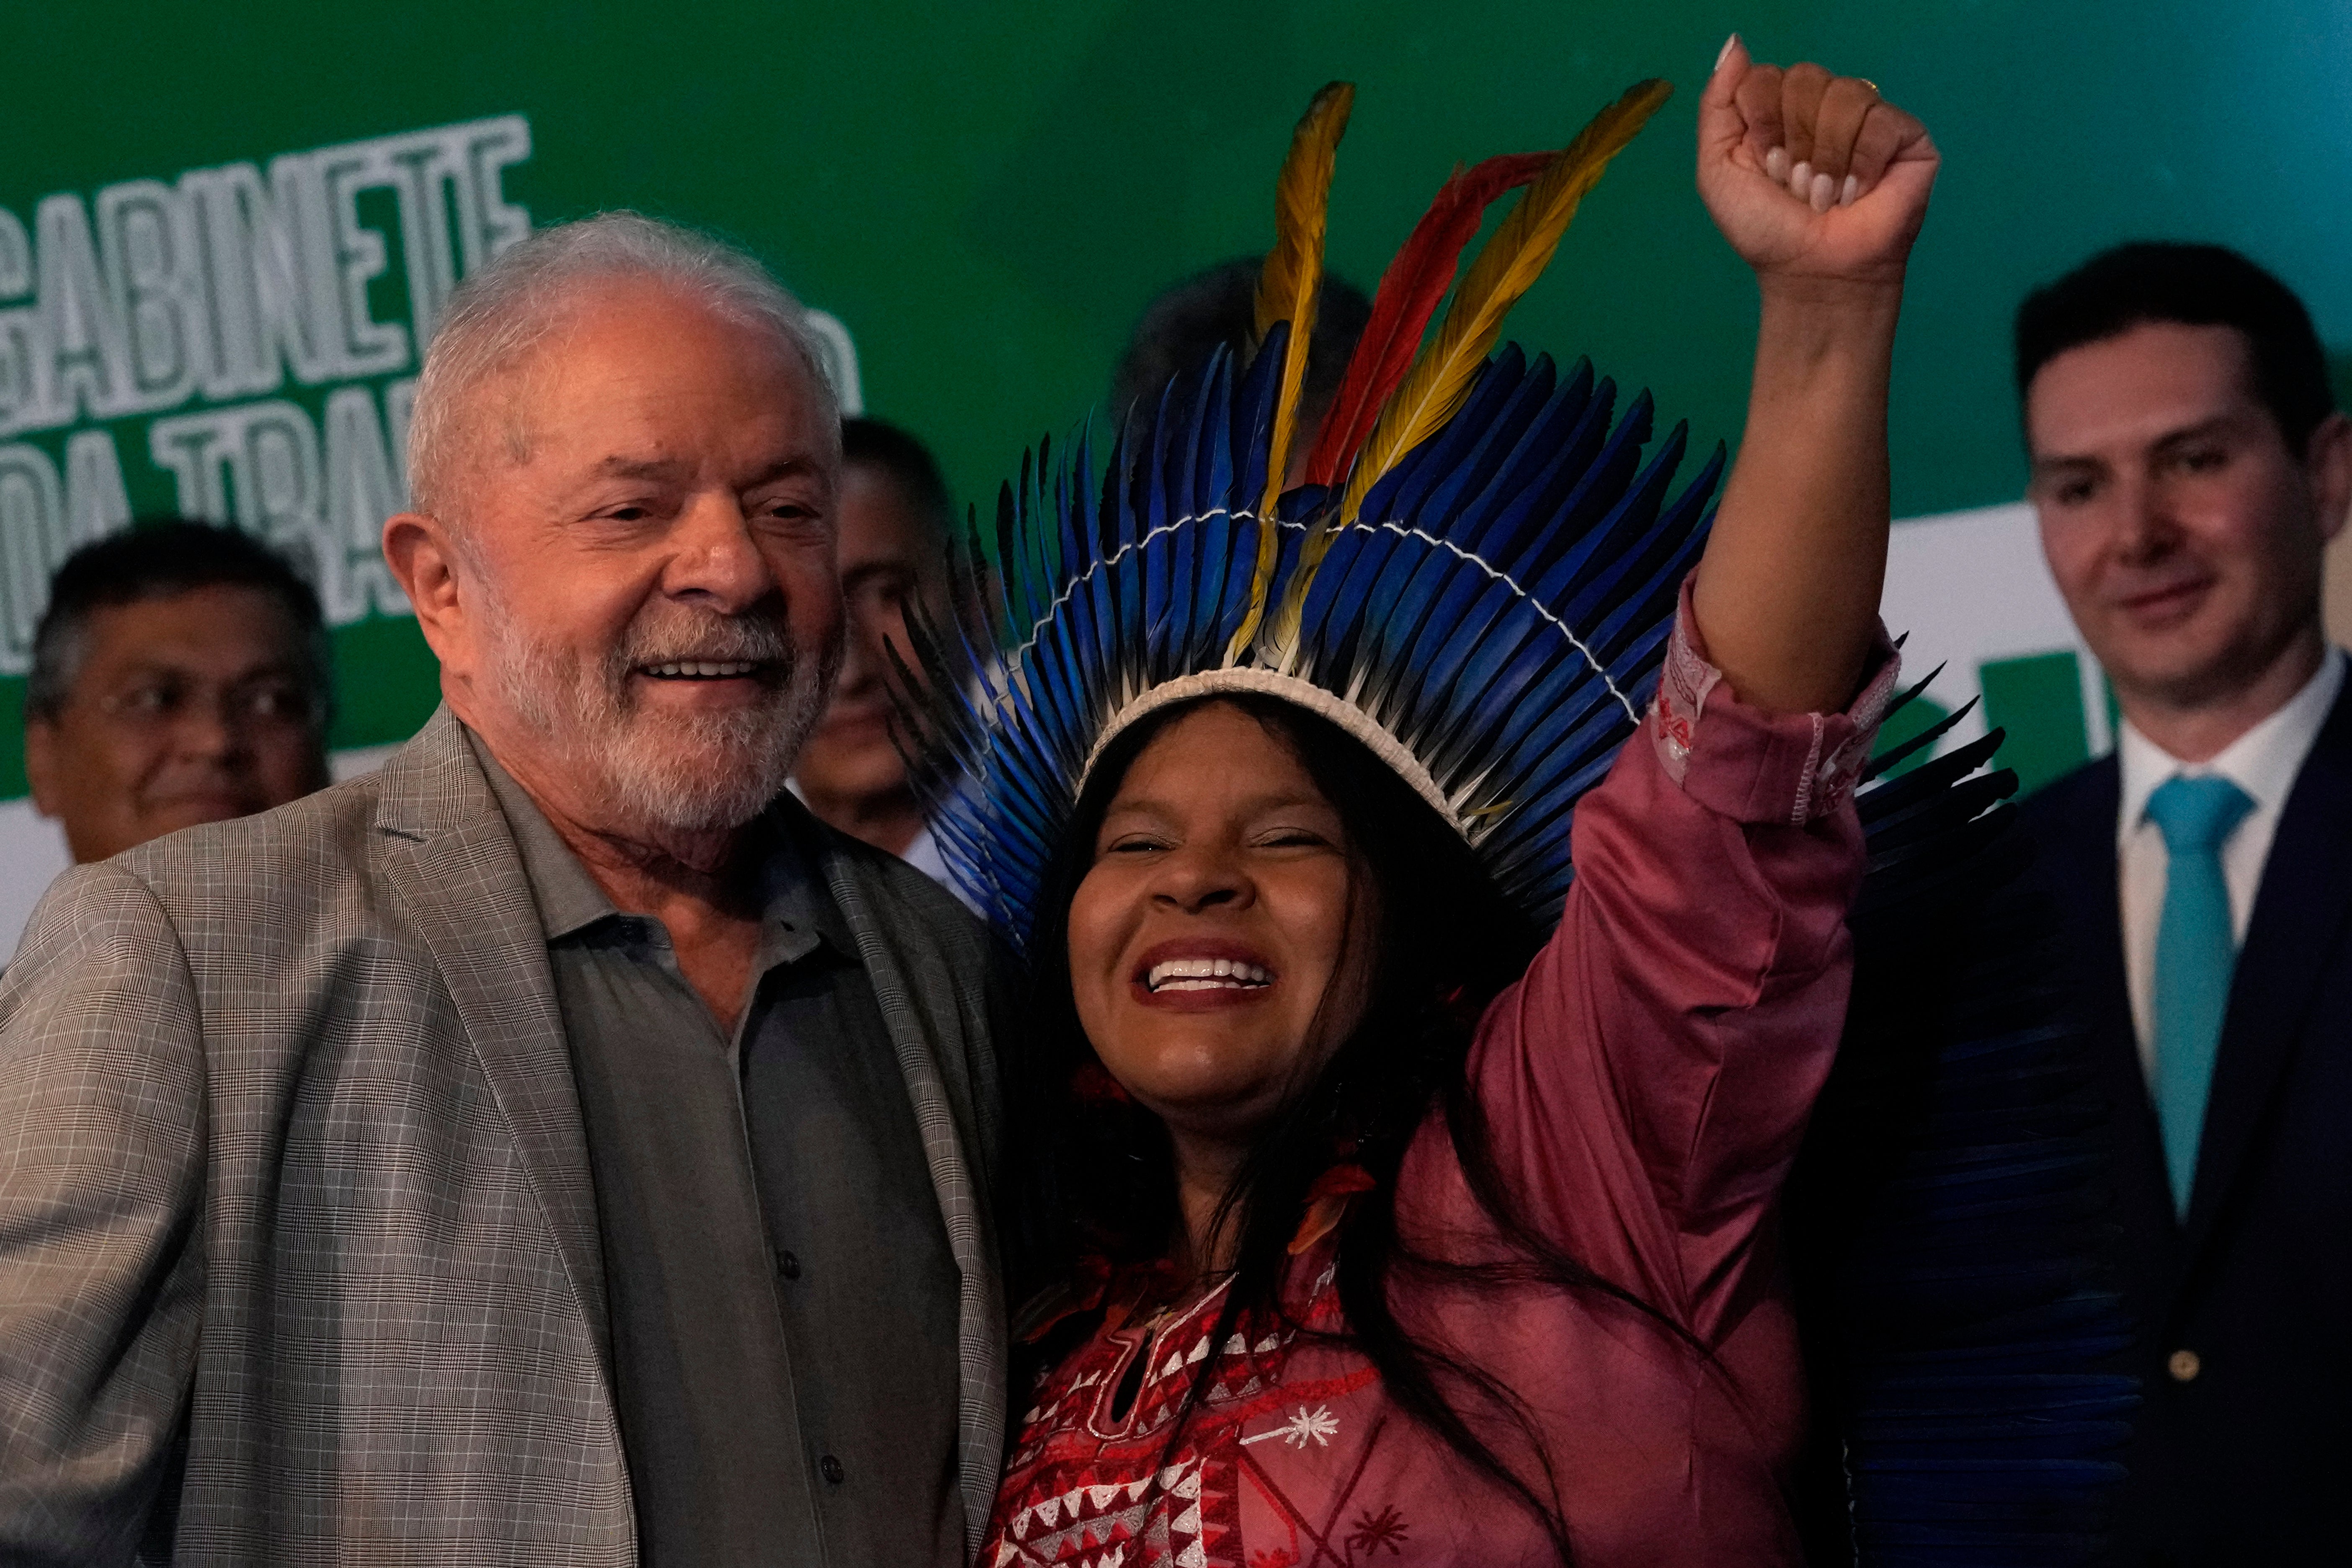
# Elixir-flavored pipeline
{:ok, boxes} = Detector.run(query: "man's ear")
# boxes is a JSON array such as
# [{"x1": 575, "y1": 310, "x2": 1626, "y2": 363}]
[
  {"x1": 23, "y1": 717, "x2": 62, "y2": 819},
  {"x1": 2306, "y1": 410, "x2": 2352, "y2": 544},
  {"x1": 382, "y1": 511, "x2": 467, "y2": 663}
]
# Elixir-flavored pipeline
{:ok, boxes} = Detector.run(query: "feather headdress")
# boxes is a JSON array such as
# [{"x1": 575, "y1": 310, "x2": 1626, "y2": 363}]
[{"x1": 894, "y1": 80, "x2": 1687, "y2": 946}]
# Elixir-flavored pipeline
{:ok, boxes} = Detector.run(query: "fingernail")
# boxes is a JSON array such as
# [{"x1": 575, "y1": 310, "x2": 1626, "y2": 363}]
[
  {"x1": 1765, "y1": 146, "x2": 1788, "y2": 182},
  {"x1": 1790, "y1": 159, "x2": 1813, "y2": 194},
  {"x1": 1715, "y1": 32, "x2": 1740, "y2": 70},
  {"x1": 1810, "y1": 171, "x2": 1835, "y2": 212},
  {"x1": 1840, "y1": 173, "x2": 1860, "y2": 206}
]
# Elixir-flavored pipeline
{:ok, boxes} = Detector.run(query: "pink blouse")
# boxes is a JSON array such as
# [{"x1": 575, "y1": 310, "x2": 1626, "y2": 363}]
[{"x1": 988, "y1": 593, "x2": 1898, "y2": 1568}]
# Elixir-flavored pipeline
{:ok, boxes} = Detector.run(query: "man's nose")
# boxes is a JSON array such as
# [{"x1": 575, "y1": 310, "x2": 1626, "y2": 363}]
[
  {"x1": 830, "y1": 616, "x2": 882, "y2": 696},
  {"x1": 2113, "y1": 470, "x2": 2178, "y2": 562},
  {"x1": 172, "y1": 699, "x2": 250, "y2": 766},
  {"x1": 662, "y1": 493, "x2": 780, "y2": 612}
]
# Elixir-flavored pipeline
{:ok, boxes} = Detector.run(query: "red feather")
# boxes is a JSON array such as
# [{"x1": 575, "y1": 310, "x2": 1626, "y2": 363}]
[{"x1": 1302, "y1": 151, "x2": 1554, "y2": 490}]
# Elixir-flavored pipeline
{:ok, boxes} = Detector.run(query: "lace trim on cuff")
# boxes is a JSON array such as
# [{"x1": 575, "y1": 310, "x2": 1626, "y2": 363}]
[
  {"x1": 1648, "y1": 605, "x2": 1902, "y2": 824},
  {"x1": 1652, "y1": 613, "x2": 1723, "y2": 788},
  {"x1": 1806, "y1": 652, "x2": 1900, "y2": 823}
]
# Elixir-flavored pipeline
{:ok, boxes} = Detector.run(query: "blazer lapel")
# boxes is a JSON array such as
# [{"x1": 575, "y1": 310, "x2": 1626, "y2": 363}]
[
  {"x1": 813, "y1": 834, "x2": 1006, "y2": 1558},
  {"x1": 2185, "y1": 685, "x2": 2352, "y2": 1256},
  {"x1": 373, "y1": 707, "x2": 611, "y2": 1354},
  {"x1": 2035, "y1": 761, "x2": 2179, "y2": 1256}
]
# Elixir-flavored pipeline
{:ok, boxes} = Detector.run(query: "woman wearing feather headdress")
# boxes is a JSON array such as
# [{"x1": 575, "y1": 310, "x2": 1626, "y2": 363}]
[{"x1": 902, "y1": 41, "x2": 1943, "y2": 1567}]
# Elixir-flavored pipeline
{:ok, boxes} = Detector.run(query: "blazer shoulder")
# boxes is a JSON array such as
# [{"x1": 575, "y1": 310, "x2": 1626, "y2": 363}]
[
  {"x1": 2015, "y1": 752, "x2": 2119, "y2": 840},
  {"x1": 814, "y1": 818, "x2": 995, "y2": 970},
  {"x1": 2287, "y1": 677, "x2": 2352, "y2": 793},
  {"x1": 102, "y1": 707, "x2": 491, "y2": 920},
  {"x1": 89, "y1": 771, "x2": 451, "y2": 983},
  {"x1": 110, "y1": 771, "x2": 393, "y2": 906},
  {"x1": 3, "y1": 857, "x2": 188, "y2": 1001}
]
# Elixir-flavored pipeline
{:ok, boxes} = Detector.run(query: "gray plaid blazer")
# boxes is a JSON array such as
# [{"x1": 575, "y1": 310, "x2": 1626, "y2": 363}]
[{"x1": 0, "y1": 707, "x2": 1009, "y2": 1566}]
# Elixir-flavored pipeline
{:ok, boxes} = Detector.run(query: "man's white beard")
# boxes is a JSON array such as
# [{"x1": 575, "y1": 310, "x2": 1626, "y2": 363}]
[{"x1": 483, "y1": 592, "x2": 838, "y2": 835}]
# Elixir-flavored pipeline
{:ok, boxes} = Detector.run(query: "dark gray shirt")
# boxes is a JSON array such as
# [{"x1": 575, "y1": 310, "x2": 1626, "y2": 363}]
[{"x1": 475, "y1": 740, "x2": 964, "y2": 1568}]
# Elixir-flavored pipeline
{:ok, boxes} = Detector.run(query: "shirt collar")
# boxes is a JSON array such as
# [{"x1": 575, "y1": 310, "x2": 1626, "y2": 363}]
[
  {"x1": 467, "y1": 726, "x2": 861, "y2": 963},
  {"x1": 2118, "y1": 644, "x2": 2345, "y2": 842}
]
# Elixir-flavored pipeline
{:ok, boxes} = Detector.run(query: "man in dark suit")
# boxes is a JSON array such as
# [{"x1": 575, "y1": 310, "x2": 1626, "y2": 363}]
[{"x1": 2014, "y1": 242, "x2": 2352, "y2": 1564}]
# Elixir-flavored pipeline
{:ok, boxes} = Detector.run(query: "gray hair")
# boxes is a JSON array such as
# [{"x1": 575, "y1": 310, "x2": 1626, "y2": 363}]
[{"x1": 407, "y1": 211, "x2": 841, "y2": 519}]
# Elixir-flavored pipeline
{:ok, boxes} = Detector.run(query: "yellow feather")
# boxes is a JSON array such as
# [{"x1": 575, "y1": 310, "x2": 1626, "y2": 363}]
[
  {"x1": 1256, "y1": 78, "x2": 1670, "y2": 667},
  {"x1": 1224, "y1": 80, "x2": 1354, "y2": 666},
  {"x1": 1340, "y1": 77, "x2": 1670, "y2": 527}
]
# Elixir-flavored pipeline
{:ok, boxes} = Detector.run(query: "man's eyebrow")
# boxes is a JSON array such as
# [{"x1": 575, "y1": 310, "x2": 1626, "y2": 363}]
[
  {"x1": 2147, "y1": 413, "x2": 2238, "y2": 451},
  {"x1": 593, "y1": 455, "x2": 691, "y2": 482},
  {"x1": 743, "y1": 453, "x2": 832, "y2": 489},
  {"x1": 2029, "y1": 451, "x2": 2104, "y2": 478},
  {"x1": 2031, "y1": 413, "x2": 2239, "y2": 476},
  {"x1": 586, "y1": 453, "x2": 832, "y2": 487},
  {"x1": 102, "y1": 654, "x2": 304, "y2": 683}
]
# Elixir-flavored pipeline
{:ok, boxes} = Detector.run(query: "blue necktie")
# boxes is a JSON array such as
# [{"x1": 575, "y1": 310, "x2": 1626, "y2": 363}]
[{"x1": 2144, "y1": 774, "x2": 2255, "y2": 1217}]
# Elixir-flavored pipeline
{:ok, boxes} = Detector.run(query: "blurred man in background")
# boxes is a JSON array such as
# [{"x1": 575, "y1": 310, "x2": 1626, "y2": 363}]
[
  {"x1": 2014, "y1": 242, "x2": 2352, "y2": 1565},
  {"x1": 23, "y1": 519, "x2": 333, "y2": 864},
  {"x1": 792, "y1": 417, "x2": 969, "y2": 895},
  {"x1": 1111, "y1": 256, "x2": 1371, "y2": 482}
]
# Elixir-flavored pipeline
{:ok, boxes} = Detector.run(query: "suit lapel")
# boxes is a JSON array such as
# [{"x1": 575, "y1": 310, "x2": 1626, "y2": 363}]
[
  {"x1": 2035, "y1": 761, "x2": 2180, "y2": 1256},
  {"x1": 373, "y1": 708, "x2": 611, "y2": 1354},
  {"x1": 812, "y1": 832, "x2": 1006, "y2": 1558},
  {"x1": 2185, "y1": 685, "x2": 2352, "y2": 1255}
]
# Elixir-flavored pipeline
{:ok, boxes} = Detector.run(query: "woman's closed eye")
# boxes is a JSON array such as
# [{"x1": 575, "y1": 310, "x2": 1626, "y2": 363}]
[{"x1": 1102, "y1": 832, "x2": 1174, "y2": 857}]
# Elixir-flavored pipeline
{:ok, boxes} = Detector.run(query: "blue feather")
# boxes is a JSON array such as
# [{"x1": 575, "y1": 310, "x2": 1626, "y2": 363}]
[
  {"x1": 1139, "y1": 371, "x2": 1189, "y2": 676},
  {"x1": 1283, "y1": 353, "x2": 1529, "y2": 677},
  {"x1": 1187, "y1": 348, "x2": 1240, "y2": 664}
]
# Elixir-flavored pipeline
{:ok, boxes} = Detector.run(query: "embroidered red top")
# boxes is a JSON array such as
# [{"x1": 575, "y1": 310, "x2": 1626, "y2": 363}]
[{"x1": 986, "y1": 591, "x2": 1897, "y2": 1568}]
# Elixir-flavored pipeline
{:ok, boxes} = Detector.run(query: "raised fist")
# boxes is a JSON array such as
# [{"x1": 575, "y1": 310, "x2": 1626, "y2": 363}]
[{"x1": 1697, "y1": 37, "x2": 1939, "y2": 289}]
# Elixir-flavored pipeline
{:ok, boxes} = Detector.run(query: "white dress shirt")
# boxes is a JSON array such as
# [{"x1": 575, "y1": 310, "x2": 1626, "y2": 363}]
[{"x1": 2116, "y1": 645, "x2": 2345, "y2": 1076}]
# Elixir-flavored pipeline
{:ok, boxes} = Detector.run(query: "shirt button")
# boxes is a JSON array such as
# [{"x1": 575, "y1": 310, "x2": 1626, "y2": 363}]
[
  {"x1": 2168, "y1": 1348, "x2": 2202, "y2": 1382},
  {"x1": 776, "y1": 1250, "x2": 801, "y2": 1281},
  {"x1": 820, "y1": 1454, "x2": 845, "y2": 1485}
]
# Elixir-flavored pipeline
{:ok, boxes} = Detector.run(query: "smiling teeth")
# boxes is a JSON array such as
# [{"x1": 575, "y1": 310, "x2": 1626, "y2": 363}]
[
  {"x1": 646, "y1": 660, "x2": 758, "y2": 678},
  {"x1": 1146, "y1": 957, "x2": 1272, "y2": 992}
]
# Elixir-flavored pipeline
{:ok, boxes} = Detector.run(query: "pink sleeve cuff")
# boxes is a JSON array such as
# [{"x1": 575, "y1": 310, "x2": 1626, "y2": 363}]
[{"x1": 1648, "y1": 573, "x2": 1900, "y2": 826}]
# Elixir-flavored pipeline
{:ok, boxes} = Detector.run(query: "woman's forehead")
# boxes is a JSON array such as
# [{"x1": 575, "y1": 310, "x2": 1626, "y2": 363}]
[
  {"x1": 1129, "y1": 710, "x2": 1317, "y2": 780},
  {"x1": 1115, "y1": 704, "x2": 1322, "y2": 799}
]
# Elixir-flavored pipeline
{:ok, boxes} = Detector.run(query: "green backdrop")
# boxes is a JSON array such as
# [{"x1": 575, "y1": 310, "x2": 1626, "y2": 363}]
[{"x1": 5, "y1": 0, "x2": 2351, "y2": 800}]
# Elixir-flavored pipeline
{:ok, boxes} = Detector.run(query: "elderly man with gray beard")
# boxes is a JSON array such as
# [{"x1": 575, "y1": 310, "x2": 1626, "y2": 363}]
[{"x1": 0, "y1": 214, "x2": 1007, "y2": 1568}]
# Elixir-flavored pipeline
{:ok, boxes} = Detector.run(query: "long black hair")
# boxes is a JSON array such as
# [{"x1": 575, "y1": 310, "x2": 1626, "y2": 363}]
[{"x1": 1009, "y1": 691, "x2": 1696, "y2": 1556}]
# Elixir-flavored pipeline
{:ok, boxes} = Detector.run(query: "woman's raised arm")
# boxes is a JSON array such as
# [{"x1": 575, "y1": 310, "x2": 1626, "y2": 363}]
[{"x1": 1689, "y1": 38, "x2": 1939, "y2": 714}]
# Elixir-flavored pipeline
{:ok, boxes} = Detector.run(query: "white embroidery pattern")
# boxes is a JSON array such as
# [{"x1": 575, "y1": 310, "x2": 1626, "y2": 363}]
[{"x1": 1240, "y1": 1404, "x2": 1341, "y2": 1450}]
